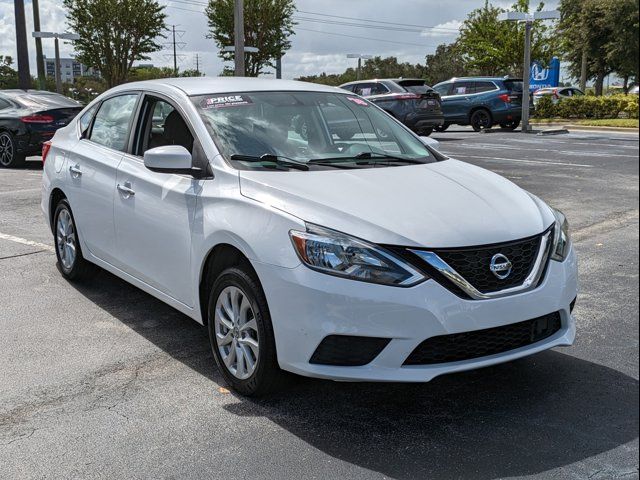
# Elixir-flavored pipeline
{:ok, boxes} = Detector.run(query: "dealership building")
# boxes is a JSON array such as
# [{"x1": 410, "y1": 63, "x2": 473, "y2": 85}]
[{"x1": 44, "y1": 56, "x2": 98, "y2": 83}]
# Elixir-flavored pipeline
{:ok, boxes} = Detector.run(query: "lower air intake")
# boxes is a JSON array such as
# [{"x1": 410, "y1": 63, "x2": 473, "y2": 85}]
[{"x1": 310, "y1": 335, "x2": 390, "y2": 366}]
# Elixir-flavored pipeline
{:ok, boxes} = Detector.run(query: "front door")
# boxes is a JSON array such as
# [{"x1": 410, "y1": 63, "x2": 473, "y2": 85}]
[{"x1": 113, "y1": 95, "x2": 201, "y2": 306}]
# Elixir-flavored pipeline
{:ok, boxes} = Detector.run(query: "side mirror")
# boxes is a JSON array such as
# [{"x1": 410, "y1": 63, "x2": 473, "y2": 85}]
[
  {"x1": 420, "y1": 136, "x2": 441, "y2": 151},
  {"x1": 143, "y1": 145, "x2": 203, "y2": 178}
]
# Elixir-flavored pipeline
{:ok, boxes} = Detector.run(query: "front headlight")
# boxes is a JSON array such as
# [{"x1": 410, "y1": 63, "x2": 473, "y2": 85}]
[
  {"x1": 551, "y1": 208, "x2": 571, "y2": 261},
  {"x1": 289, "y1": 224, "x2": 426, "y2": 287}
]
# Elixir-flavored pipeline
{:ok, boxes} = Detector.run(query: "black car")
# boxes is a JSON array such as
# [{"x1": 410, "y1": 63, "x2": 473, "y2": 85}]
[
  {"x1": 340, "y1": 79, "x2": 444, "y2": 136},
  {"x1": 0, "y1": 90, "x2": 83, "y2": 168},
  {"x1": 432, "y1": 77, "x2": 525, "y2": 132}
]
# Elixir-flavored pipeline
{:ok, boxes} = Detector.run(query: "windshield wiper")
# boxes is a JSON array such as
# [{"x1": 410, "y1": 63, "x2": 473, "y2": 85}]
[
  {"x1": 230, "y1": 153, "x2": 309, "y2": 171},
  {"x1": 309, "y1": 151, "x2": 426, "y2": 165}
]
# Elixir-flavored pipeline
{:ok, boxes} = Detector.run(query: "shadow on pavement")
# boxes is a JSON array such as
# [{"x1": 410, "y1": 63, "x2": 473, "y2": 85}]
[{"x1": 72, "y1": 268, "x2": 638, "y2": 480}]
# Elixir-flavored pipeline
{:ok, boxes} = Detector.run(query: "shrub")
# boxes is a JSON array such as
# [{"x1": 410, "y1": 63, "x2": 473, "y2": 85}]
[{"x1": 533, "y1": 94, "x2": 639, "y2": 119}]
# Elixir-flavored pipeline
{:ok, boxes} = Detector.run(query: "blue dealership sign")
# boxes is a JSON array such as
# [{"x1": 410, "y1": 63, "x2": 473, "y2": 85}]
[{"x1": 529, "y1": 56, "x2": 560, "y2": 92}]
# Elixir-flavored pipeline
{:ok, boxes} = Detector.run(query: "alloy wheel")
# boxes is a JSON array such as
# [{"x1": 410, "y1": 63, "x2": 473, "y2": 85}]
[
  {"x1": 0, "y1": 133, "x2": 14, "y2": 167},
  {"x1": 214, "y1": 285, "x2": 260, "y2": 380},
  {"x1": 472, "y1": 110, "x2": 491, "y2": 131},
  {"x1": 56, "y1": 209, "x2": 77, "y2": 270}
]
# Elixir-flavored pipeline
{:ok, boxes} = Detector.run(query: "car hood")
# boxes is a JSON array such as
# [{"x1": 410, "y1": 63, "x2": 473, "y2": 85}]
[{"x1": 239, "y1": 159, "x2": 555, "y2": 248}]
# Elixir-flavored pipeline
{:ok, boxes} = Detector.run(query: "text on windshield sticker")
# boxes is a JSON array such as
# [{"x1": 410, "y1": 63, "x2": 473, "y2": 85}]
[{"x1": 201, "y1": 95, "x2": 253, "y2": 109}]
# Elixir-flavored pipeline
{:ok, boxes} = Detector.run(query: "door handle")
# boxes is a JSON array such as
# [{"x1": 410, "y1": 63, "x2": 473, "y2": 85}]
[
  {"x1": 69, "y1": 164, "x2": 82, "y2": 177},
  {"x1": 117, "y1": 183, "x2": 135, "y2": 198}
]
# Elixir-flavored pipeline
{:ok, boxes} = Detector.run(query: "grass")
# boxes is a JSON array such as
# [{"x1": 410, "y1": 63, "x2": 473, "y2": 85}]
[{"x1": 531, "y1": 118, "x2": 638, "y2": 128}]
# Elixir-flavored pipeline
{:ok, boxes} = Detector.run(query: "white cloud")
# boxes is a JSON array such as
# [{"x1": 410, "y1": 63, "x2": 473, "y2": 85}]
[{"x1": 420, "y1": 20, "x2": 463, "y2": 38}]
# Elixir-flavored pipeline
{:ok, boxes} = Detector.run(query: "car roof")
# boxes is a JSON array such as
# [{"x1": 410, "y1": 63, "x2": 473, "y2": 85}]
[
  {"x1": 440, "y1": 77, "x2": 523, "y2": 83},
  {"x1": 108, "y1": 77, "x2": 346, "y2": 96}
]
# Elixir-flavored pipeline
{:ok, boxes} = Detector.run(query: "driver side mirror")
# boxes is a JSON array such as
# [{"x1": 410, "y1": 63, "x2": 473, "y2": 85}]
[{"x1": 143, "y1": 145, "x2": 204, "y2": 178}]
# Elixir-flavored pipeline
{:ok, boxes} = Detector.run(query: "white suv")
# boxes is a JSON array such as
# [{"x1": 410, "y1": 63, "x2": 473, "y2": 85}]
[{"x1": 42, "y1": 78, "x2": 578, "y2": 396}]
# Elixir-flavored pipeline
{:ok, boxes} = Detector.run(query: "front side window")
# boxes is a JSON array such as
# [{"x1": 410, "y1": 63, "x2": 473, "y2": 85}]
[
  {"x1": 134, "y1": 97, "x2": 194, "y2": 155},
  {"x1": 88, "y1": 94, "x2": 138, "y2": 152},
  {"x1": 192, "y1": 91, "x2": 434, "y2": 171}
]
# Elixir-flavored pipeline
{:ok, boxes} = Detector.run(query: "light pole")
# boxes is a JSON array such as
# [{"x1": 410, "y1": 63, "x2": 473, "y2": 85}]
[
  {"x1": 14, "y1": 0, "x2": 31, "y2": 90},
  {"x1": 347, "y1": 54, "x2": 372, "y2": 81},
  {"x1": 499, "y1": 10, "x2": 559, "y2": 133},
  {"x1": 234, "y1": 0, "x2": 245, "y2": 76},
  {"x1": 222, "y1": 46, "x2": 258, "y2": 76},
  {"x1": 32, "y1": 31, "x2": 80, "y2": 93}
]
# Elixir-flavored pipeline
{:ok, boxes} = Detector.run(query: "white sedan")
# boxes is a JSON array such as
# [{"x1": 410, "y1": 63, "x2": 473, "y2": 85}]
[{"x1": 41, "y1": 78, "x2": 578, "y2": 396}]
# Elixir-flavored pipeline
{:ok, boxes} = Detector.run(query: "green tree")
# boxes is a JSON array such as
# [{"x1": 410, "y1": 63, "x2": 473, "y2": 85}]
[
  {"x1": 205, "y1": 0, "x2": 296, "y2": 77},
  {"x1": 457, "y1": 0, "x2": 558, "y2": 77},
  {"x1": 424, "y1": 43, "x2": 469, "y2": 85},
  {"x1": 0, "y1": 56, "x2": 19, "y2": 89},
  {"x1": 180, "y1": 68, "x2": 204, "y2": 77},
  {"x1": 64, "y1": 0, "x2": 167, "y2": 88}
]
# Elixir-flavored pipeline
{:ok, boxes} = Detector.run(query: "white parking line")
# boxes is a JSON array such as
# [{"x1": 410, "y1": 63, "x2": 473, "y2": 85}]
[
  {"x1": 0, "y1": 232, "x2": 54, "y2": 252},
  {"x1": 451, "y1": 143, "x2": 638, "y2": 157},
  {"x1": 0, "y1": 188, "x2": 42, "y2": 196},
  {"x1": 452, "y1": 154, "x2": 593, "y2": 168}
]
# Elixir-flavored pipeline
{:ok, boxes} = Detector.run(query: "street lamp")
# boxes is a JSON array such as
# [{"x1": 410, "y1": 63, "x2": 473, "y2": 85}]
[
  {"x1": 498, "y1": 10, "x2": 559, "y2": 132},
  {"x1": 32, "y1": 31, "x2": 80, "y2": 94},
  {"x1": 347, "y1": 54, "x2": 372, "y2": 81}
]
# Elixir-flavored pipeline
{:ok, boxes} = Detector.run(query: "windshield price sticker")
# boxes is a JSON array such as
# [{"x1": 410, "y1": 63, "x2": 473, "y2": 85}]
[
  {"x1": 201, "y1": 95, "x2": 253, "y2": 109},
  {"x1": 346, "y1": 96, "x2": 369, "y2": 106}
]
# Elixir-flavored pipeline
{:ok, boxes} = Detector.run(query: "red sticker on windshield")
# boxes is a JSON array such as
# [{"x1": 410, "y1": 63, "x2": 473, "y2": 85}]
[
  {"x1": 346, "y1": 96, "x2": 369, "y2": 106},
  {"x1": 201, "y1": 95, "x2": 253, "y2": 109}
]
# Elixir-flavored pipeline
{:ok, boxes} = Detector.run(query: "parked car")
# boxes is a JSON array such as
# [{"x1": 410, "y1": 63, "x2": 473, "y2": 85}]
[
  {"x1": 432, "y1": 77, "x2": 524, "y2": 132},
  {"x1": 339, "y1": 78, "x2": 444, "y2": 136},
  {"x1": 42, "y1": 78, "x2": 577, "y2": 396},
  {"x1": 0, "y1": 90, "x2": 83, "y2": 168},
  {"x1": 533, "y1": 87, "x2": 584, "y2": 106}
]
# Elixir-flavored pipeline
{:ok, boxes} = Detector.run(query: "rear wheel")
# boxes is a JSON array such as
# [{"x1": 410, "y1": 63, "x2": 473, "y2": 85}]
[
  {"x1": 434, "y1": 124, "x2": 449, "y2": 132},
  {"x1": 208, "y1": 266, "x2": 285, "y2": 396},
  {"x1": 470, "y1": 109, "x2": 493, "y2": 132},
  {"x1": 0, "y1": 131, "x2": 25, "y2": 168},
  {"x1": 53, "y1": 200, "x2": 98, "y2": 281},
  {"x1": 500, "y1": 120, "x2": 520, "y2": 130}
]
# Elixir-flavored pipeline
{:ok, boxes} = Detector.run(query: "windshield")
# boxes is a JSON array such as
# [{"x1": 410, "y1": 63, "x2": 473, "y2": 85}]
[{"x1": 191, "y1": 91, "x2": 434, "y2": 170}]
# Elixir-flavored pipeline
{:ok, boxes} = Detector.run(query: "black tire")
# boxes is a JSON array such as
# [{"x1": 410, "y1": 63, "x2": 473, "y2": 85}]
[
  {"x1": 500, "y1": 120, "x2": 520, "y2": 130},
  {"x1": 434, "y1": 124, "x2": 449, "y2": 132},
  {"x1": 470, "y1": 109, "x2": 493, "y2": 132},
  {"x1": 0, "y1": 131, "x2": 26, "y2": 168},
  {"x1": 419, "y1": 127, "x2": 434, "y2": 137},
  {"x1": 207, "y1": 266, "x2": 285, "y2": 397},
  {"x1": 53, "y1": 199, "x2": 98, "y2": 281}
]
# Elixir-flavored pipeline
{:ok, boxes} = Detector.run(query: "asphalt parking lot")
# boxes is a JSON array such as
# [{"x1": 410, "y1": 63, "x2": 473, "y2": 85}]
[{"x1": 1, "y1": 128, "x2": 638, "y2": 479}]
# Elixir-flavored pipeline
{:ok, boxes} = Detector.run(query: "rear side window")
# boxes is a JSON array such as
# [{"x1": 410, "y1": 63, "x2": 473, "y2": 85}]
[
  {"x1": 79, "y1": 104, "x2": 99, "y2": 137},
  {"x1": 88, "y1": 94, "x2": 138, "y2": 152},
  {"x1": 504, "y1": 80, "x2": 523, "y2": 93},
  {"x1": 0, "y1": 97, "x2": 11, "y2": 110},
  {"x1": 353, "y1": 83, "x2": 388, "y2": 96},
  {"x1": 474, "y1": 81, "x2": 497, "y2": 93}
]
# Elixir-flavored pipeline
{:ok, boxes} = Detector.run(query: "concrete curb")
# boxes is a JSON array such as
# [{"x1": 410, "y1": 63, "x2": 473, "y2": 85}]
[{"x1": 530, "y1": 122, "x2": 639, "y2": 133}]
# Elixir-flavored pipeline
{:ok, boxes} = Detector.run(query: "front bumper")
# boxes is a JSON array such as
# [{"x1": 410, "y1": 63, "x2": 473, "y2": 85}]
[{"x1": 252, "y1": 245, "x2": 578, "y2": 382}]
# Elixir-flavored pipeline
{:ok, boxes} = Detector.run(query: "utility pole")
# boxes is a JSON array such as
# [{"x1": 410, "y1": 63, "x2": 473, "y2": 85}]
[
  {"x1": 54, "y1": 36, "x2": 62, "y2": 93},
  {"x1": 234, "y1": 0, "x2": 245, "y2": 76},
  {"x1": 499, "y1": 10, "x2": 560, "y2": 133},
  {"x1": 276, "y1": 56, "x2": 282, "y2": 79},
  {"x1": 32, "y1": 0, "x2": 45, "y2": 90},
  {"x1": 14, "y1": 0, "x2": 31, "y2": 90},
  {"x1": 172, "y1": 25, "x2": 178, "y2": 76},
  {"x1": 195, "y1": 53, "x2": 200, "y2": 75},
  {"x1": 579, "y1": 49, "x2": 588, "y2": 92}
]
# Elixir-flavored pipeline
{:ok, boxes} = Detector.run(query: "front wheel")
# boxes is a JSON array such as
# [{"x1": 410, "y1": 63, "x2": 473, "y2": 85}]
[
  {"x1": 470, "y1": 109, "x2": 493, "y2": 132},
  {"x1": 500, "y1": 120, "x2": 520, "y2": 130},
  {"x1": 208, "y1": 266, "x2": 284, "y2": 396},
  {"x1": 0, "y1": 131, "x2": 25, "y2": 168}
]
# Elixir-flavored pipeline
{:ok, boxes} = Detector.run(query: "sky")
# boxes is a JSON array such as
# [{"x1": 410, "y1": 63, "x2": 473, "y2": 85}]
[{"x1": 1, "y1": 0, "x2": 562, "y2": 81}]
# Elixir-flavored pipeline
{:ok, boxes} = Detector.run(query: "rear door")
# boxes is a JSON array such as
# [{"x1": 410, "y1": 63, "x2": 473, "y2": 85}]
[{"x1": 65, "y1": 93, "x2": 139, "y2": 264}]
